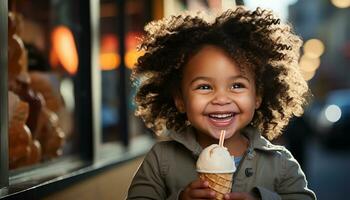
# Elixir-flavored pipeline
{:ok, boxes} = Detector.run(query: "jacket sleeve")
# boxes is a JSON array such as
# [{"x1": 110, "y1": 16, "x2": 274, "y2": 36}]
[
  {"x1": 254, "y1": 149, "x2": 316, "y2": 200},
  {"x1": 127, "y1": 144, "x2": 167, "y2": 200}
]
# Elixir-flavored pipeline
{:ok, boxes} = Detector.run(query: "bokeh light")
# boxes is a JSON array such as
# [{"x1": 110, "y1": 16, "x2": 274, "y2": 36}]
[
  {"x1": 299, "y1": 55, "x2": 321, "y2": 72},
  {"x1": 325, "y1": 104, "x2": 342, "y2": 123},
  {"x1": 301, "y1": 69, "x2": 316, "y2": 81},
  {"x1": 303, "y1": 39, "x2": 325, "y2": 58},
  {"x1": 51, "y1": 26, "x2": 79, "y2": 75},
  {"x1": 331, "y1": 0, "x2": 350, "y2": 8},
  {"x1": 125, "y1": 49, "x2": 144, "y2": 69},
  {"x1": 100, "y1": 52, "x2": 120, "y2": 70}
]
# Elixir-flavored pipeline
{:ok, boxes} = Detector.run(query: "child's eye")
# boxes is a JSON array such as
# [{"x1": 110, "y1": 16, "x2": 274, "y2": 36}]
[
  {"x1": 196, "y1": 84, "x2": 212, "y2": 90},
  {"x1": 231, "y1": 83, "x2": 245, "y2": 89}
]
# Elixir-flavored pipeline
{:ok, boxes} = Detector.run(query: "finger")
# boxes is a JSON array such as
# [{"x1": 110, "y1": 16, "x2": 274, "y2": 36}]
[
  {"x1": 189, "y1": 188, "x2": 216, "y2": 199},
  {"x1": 224, "y1": 192, "x2": 248, "y2": 200},
  {"x1": 189, "y1": 179, "x2": 210, "y2": 189}
]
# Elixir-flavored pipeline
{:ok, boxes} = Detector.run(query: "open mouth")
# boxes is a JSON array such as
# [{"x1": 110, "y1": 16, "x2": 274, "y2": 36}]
[
  {"x1": 209, "y1": 113, "x2": 234, "y2": 119},
  {"x1": 207, "y1": 112, "x2": 236, "y2": 127}
]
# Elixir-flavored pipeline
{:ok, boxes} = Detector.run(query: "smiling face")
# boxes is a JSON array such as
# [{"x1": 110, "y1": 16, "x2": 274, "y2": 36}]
[{"x1": 174, "y1": 45, "x2": 261, "y2": 141}]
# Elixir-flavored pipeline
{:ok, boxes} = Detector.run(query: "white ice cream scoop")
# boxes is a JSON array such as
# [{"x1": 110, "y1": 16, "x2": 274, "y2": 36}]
[{"x1": 196, "y1": 144, "x2": 236, "y2": 173}]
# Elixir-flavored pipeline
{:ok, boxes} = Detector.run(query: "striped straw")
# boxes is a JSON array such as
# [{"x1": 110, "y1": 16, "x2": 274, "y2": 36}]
[{"x1": 219, "y1": 130, "x2": 226, "y2": 147}]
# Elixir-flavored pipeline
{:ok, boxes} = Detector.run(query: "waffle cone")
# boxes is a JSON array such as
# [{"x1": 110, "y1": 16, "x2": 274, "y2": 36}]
[{"x1": 198, "y1": 172, "x2": 233, "y2": 200}]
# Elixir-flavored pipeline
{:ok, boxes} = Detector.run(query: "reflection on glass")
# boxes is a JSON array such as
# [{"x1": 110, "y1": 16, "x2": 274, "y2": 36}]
[
  {"x1": 7, "y1": 1, "x2": 79, "y2": 170},
  {"x1": 100, "y1": 0, "x2": 120, "y2": 143},
  {"x1": 99, "y1": 0, "x2": 152, "y2": 143}
]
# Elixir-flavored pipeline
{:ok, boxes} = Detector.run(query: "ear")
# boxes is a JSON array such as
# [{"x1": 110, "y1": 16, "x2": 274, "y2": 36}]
[
  {"x1": 255, "y1": 95, "x2": 262, "y2": 109},
  {"x1": 173, "y1": 92, "x2": 186, "y2": 113}
]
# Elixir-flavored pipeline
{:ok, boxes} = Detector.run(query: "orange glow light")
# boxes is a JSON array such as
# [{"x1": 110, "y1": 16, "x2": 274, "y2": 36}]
[
  {"x1": 99, "y1": 32, "x2": 144, "y2": 70},
  {"x1": 126, "y1": 32, "x2": 142, "y2": 50},
  {"x1": 125, "y1": 49, "x2": 144, "y2": 69},
  {"x1": 100, "y1": 34, "x2": 119, "y2": 70},
  {"x1": 52, "y1": 26, "x2": 79, "y2": 75},
  {"x1": 101, "y1": 34, "x2": 119, "y2": 52},
  {"x1": 100, "y1": 52, "x2": 120, "y2": 70},
  {"x1": 125, "y1": 32, "x2": 143, "y2": 69}
]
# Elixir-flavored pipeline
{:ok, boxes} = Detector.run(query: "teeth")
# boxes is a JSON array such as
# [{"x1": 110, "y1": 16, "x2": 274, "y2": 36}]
[{"x1": 209, "y1": 113, "x2": 233, "y2": 119}]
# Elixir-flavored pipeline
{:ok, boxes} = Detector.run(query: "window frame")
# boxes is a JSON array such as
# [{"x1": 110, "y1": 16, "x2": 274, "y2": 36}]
[{"x1": 0, "y1": 0, "x2": 9, "y2": 190}]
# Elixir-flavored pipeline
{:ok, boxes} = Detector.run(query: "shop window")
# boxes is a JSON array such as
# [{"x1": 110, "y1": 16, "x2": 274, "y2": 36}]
[
  {"x1": 7, "y1": 0, "x2": 79, "y2": 171},
  {"x1": 0, "y1": 0, "x2": 156, "y2": 198}
]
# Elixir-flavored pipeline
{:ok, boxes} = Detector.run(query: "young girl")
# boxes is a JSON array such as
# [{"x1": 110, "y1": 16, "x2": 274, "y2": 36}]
[{"x1": 127, "y1": 6, "x2": 316, "y2": 200}]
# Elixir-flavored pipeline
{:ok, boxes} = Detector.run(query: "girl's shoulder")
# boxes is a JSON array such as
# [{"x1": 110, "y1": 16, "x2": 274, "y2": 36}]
[
  {"x1": 249, "y1": 133, "x2": 299, "y2": 166},
  {"x1": 144, "y1": 140, "x2": 197, "y2": 177},
  {"x1": 148, "y1": 140, "x2": 191, "y2": 158},
  {"x1": 254, "y1": 142, "x2": 302, "y2": 175},
  {"x1": 150, "y1": 140, "x2": 179, "y2": 153},
  {"x1": 255, "y1": 140, "x2": 296, "y2": 162}
]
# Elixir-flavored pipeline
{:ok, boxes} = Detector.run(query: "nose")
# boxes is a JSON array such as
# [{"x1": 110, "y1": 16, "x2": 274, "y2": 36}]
[{"x1": 211, "y1": 90, "x2": 232, "y2": 105}]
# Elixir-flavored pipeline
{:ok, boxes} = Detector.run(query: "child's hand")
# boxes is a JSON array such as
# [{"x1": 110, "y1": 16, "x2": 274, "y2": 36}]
[
  {"x1": 179, "y1": 179, "x2": 216, "y2": 200},
  {"x1": 224, "y1": 192, "x2": 260, "y2": 200}
]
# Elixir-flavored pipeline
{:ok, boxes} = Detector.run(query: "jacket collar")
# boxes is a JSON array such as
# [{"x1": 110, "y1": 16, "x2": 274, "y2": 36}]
[
  {"x1": 169, "y1": 126, "x2": 203, "y2": 156},
  {"x1": 169, "y1": 126, "x2": 282, "y2": 156}
]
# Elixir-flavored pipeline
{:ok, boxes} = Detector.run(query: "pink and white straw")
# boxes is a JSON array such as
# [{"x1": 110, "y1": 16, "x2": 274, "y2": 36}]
[{"x1": 219, "y1": 130, "x2": 226, "y2": 147}]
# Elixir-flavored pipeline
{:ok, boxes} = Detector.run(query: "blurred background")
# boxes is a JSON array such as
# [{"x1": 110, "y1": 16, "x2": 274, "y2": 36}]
[
  {"x1": 246, "y1": 1, "x2": 350, "y2": 199},
  {"x1": 2, "y1": 0, "x2": 350, "y2": 199}
]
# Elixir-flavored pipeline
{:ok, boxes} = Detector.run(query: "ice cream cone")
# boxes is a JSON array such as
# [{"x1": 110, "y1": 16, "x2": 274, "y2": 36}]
[
  {"x1": 196, "y1": 131, "x2": 235, "y2": 200},
  {"x1": 198, "y1": 172, "x2": 232, "y2": 200}
]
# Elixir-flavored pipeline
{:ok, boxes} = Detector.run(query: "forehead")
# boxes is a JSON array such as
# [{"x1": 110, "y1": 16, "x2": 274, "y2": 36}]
[{"x1": 183, "y1": 45, "x2": 254, "y2": 80}]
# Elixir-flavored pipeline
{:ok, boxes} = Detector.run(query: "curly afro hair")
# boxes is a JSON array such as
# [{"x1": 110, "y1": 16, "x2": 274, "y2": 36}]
[{"x1": 131, "y1": 6, "x2": 310, "y2": 140}]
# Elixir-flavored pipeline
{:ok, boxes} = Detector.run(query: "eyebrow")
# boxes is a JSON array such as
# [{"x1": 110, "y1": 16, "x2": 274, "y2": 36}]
[
  {"x1": 229, "y1": 75, "x2": 251, "y2": 83},
  {"x1": 190, "y1": 76, "x2": 211, "y2": 84},
  {"x1": 190, "y1": 75, "x2": 250, "y2": 84}
]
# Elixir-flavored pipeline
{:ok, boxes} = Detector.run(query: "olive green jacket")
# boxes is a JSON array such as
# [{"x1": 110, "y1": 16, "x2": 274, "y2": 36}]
[{"x1": 127, "y1": 126, "x2": 316, "y2": 200}]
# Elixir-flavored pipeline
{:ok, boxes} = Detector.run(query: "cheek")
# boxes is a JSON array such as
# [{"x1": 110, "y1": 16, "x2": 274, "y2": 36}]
[
  {"x1": 238, "y1": 95, "x2": 258, "y2": 112},
  {"x1": 184, "y1": 95, "x2": 207, "y2": 114}
]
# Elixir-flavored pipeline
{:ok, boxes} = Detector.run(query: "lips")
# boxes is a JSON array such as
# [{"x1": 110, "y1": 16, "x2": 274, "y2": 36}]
[{"x1": 207, "y1": 112, "x2": 236, "y2": 127}]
